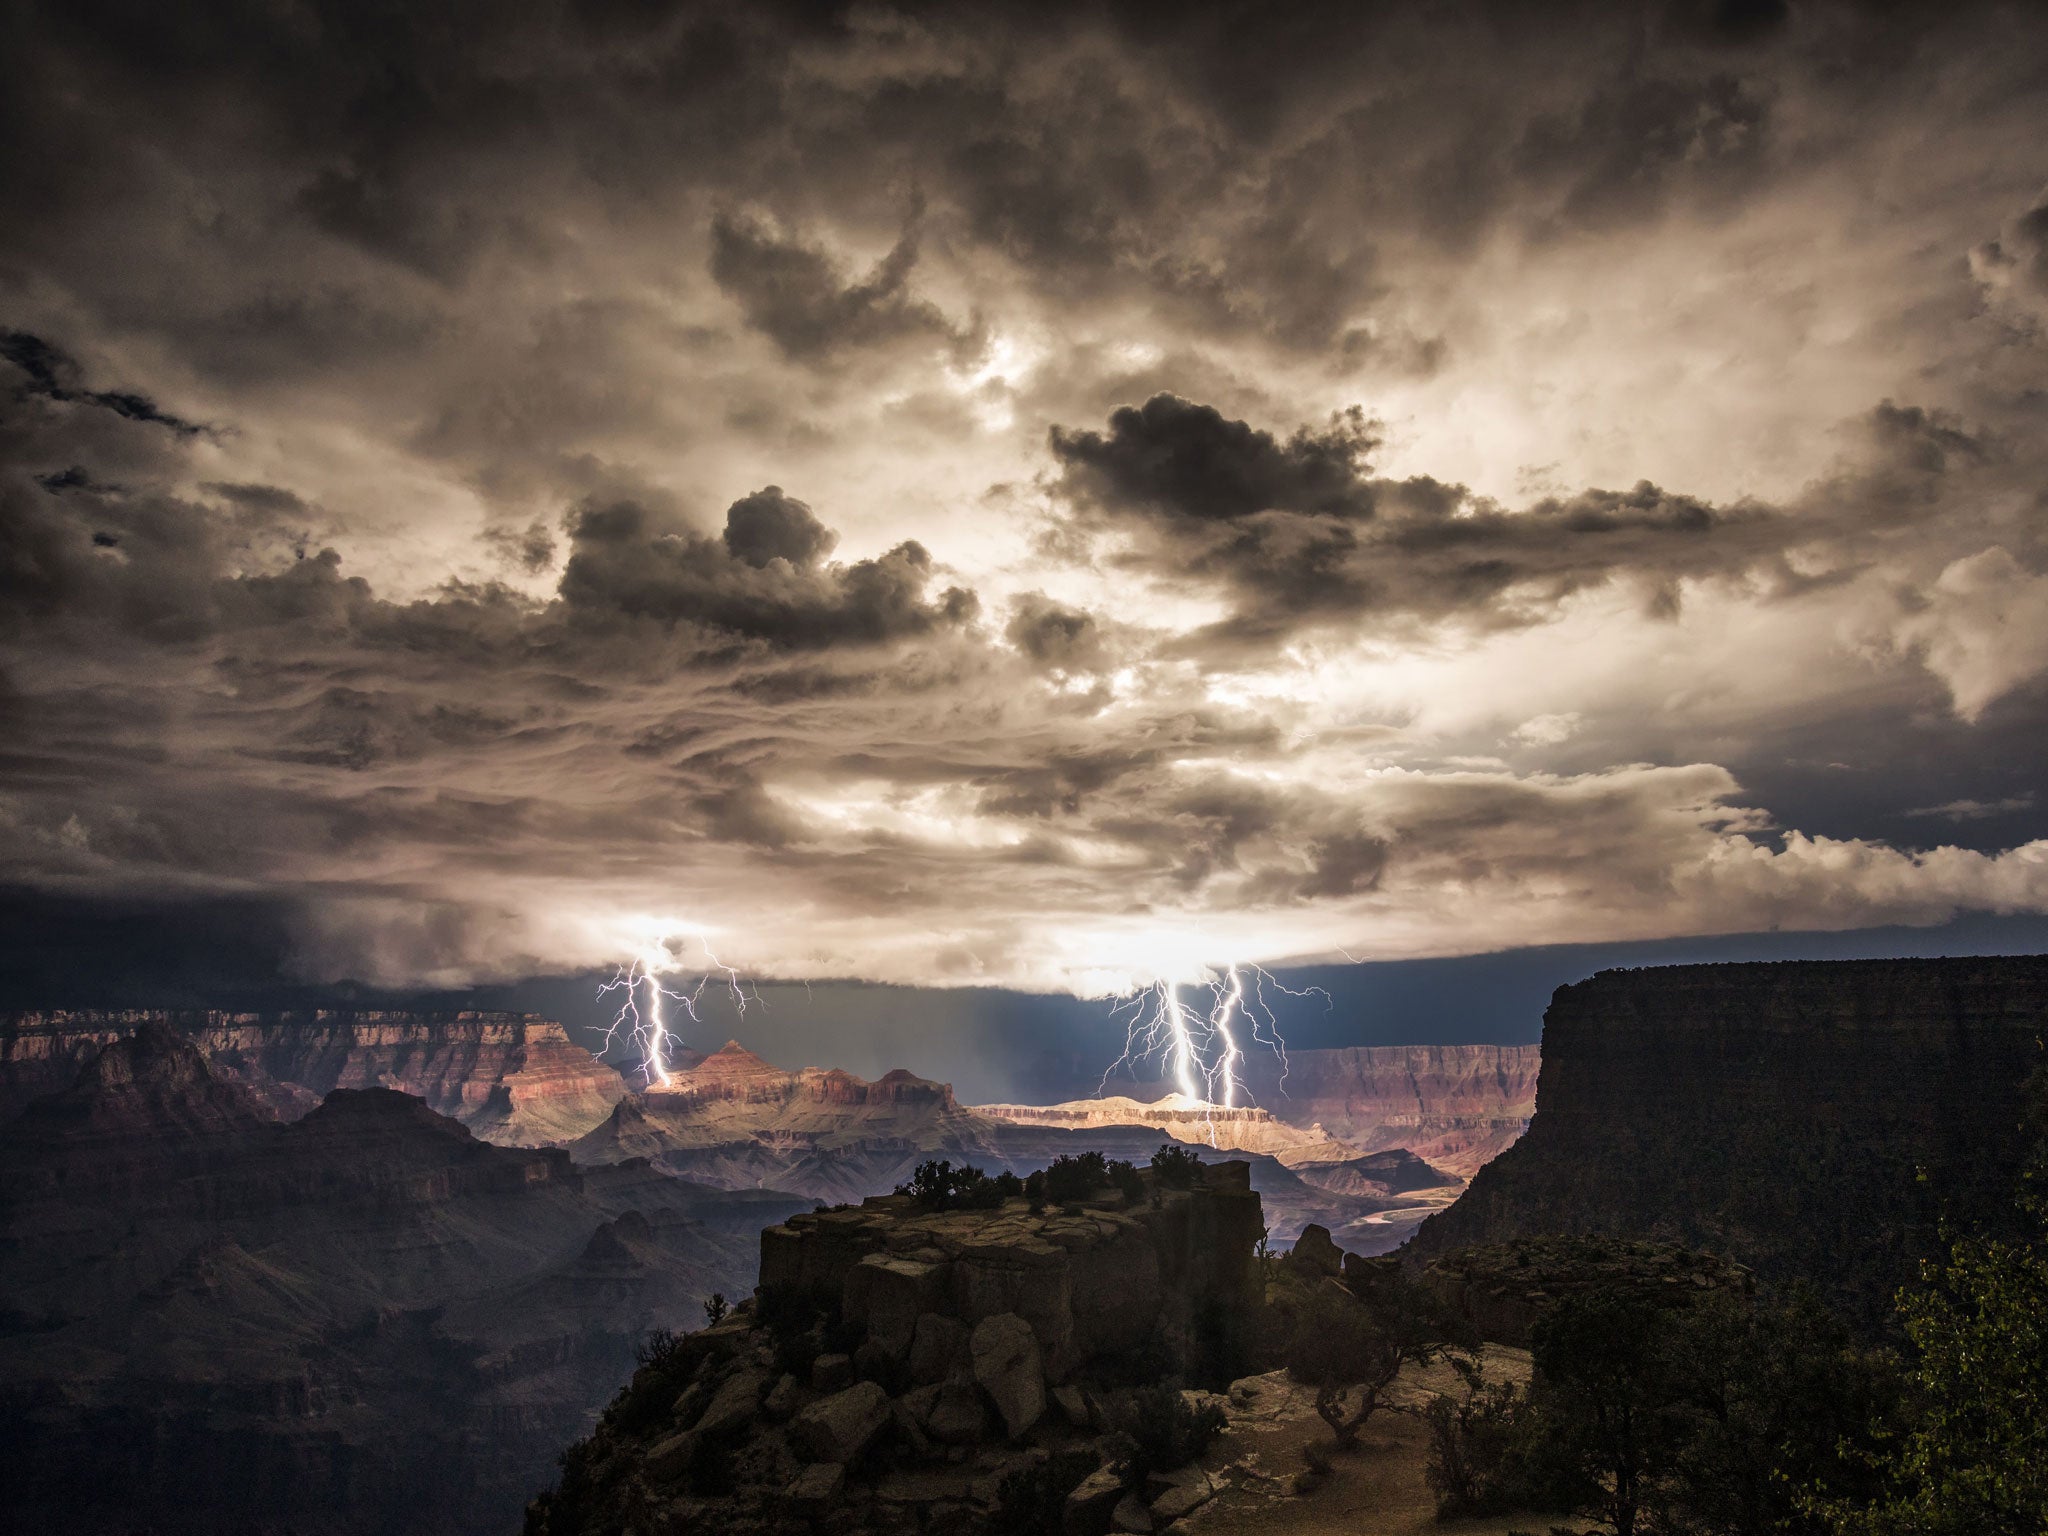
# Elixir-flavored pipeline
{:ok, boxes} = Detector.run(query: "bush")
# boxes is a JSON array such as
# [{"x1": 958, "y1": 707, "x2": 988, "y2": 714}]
[
  {"x1": 702, "y1": 1293, "x2": 728, "y2": 1327},
  {"x1": 1425, "y1": 1362, "x2": 1534, "y2": 1518},
  {"x1": 895, "y1": 1158, "x2": 1014, "y2": 1211},
  {"x1": 1150, "y1": 1143, "x2": 1206, "y2": 1188},
  {"x1": 1108, "y1": 1158, "x2": 1147, "y2": 1206},
  {"x1": 1044, "y1": 1151, "x2": 1110, "y2": 1205},
  {"x1": 991, "y1": 1450, "x2": 1099, "y2": 1536},
  {"x1": 1024, "y1": 1169, "x2": 1046, "y2": 1213},
  {"x1": 1286, "y1": 1273, "x2": 1454, "y2": 1446},
  {"x1": 1109, "y1": 1385, "x2": 1228, "y2": 1478}
]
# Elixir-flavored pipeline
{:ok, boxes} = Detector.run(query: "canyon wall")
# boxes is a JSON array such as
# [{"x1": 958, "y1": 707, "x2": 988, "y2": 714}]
[
  {"x1": 0, "y1": 1008, "x2": 626, "y2": 1143},
  {"x1": 1406, "y1": 956, "x2": 2048, "y2": 1323},
  {"x1": 1239, "y1": 1042, "x2": 1541, "y2": 1177}
]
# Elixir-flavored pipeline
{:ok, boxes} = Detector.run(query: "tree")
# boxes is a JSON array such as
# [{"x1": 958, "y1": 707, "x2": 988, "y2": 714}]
[
  {"x1": 1818, "y1": 1082, "x2": 2048, "y2": 1536},
  {"x1": 1286, "y1": 1273, "x2": 1453, "y2": 1448}
]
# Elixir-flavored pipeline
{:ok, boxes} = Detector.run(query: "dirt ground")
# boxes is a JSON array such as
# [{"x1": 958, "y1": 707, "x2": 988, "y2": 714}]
[{"x1": 1174, "y1": 1347, "x2": 1543, "y2": 1536}]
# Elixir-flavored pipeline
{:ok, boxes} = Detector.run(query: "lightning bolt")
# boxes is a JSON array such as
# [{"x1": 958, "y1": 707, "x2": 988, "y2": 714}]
[
  {"x1": 598, "y1": 928, "x2": 752, "y2": 1088},
  {"x1": 1098, "y1": 961, "x2": 1329, "y2": 1136}
]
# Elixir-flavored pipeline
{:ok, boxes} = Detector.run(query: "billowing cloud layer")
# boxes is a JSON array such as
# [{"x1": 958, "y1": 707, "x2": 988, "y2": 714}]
[{"x1": 3, "y1": 0, "x2": 2046, "y2": 993}]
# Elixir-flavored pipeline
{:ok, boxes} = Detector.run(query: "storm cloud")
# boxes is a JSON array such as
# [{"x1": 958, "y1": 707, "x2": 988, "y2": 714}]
[{"x1": 2, "y1": 0, "x2": 2046, "y2": 994}]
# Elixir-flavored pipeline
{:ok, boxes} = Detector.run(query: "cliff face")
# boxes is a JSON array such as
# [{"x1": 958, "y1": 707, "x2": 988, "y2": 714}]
[
  {"x1": 1406, "y1": 956, "x2": 2048, "y2": 1322},
  {"x1": 0, "y1": 1008, "x2": 626, "y2": 1143},
  {"x1": 0, "y1": 1028, "x2": 808, "y2": 1536},
  {"x1": 1239, "y1": 1043, "x2": 1540, "y2": 1178}
]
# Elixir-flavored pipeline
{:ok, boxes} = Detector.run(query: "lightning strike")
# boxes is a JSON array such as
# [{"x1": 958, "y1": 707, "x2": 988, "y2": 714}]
[
  {"x1": 598, "y1": 926, "x2": 752, "y2": 1088},
  {"x1": 1100, "y1": 960, "x2": 1327, "y2": 1138}
]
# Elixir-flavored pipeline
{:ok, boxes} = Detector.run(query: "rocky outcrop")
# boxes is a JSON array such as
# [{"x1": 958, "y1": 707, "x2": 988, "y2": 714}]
[
  {"x1": 0, "y1": 1008, "x2": 627, "y2": 1142},
  {"x1": 527, "y1": 1160, "x2": 1268, "y2": 1536},
  {"x1": 0, "y1": 1031, "x2": 808, "y2": 1536},
  {"x1": 1238, "y1": 1043, "x2": 1540, "y2": 1178},
  {"x1": 1405, "y1": 957, "x2": 2048, "y2": 1324}
]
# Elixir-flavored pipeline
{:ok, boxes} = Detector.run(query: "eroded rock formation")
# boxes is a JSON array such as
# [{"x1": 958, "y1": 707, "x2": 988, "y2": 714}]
[
  {"x1": 527, "y1": 1160, "x2": 1267, "y2": 1536},
  {"x1": 0, "y1": 1026, "x2": 807, "y2": 1536},
  {"x1": 0, "y1": 1008, "x2": 627, "y2": 1142},
  {"x1": 1405, "y1": 956, "x2": 2048, "y2": 1323}
]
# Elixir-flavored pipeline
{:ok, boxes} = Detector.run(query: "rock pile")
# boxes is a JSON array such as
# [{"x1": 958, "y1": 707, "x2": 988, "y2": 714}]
[{"x1": 527, "y1": 1160, "x2": 1267, "y2": 1536}]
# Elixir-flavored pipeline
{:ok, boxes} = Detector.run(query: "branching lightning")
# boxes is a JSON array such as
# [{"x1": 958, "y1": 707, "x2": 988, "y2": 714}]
[
  {"x1": 598, "y1": 928, "x2": 751, "y2": 1088},
  {"x1": 1099, "y1": 962, "x2": 1327, "y2": 1127}
]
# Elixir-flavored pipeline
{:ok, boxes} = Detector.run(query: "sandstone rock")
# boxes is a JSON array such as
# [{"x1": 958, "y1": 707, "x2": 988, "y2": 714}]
[
  {"x1": 810, "y1": 1353, "x2": 853, "y2": 1393},
  {"x1": 791, "y1": 1381, "x2": 891, "y2": 1463},
  {"x1": 695, "y1": 1366, "x2": 768, "y2": 1436},
  {"x1": 646, "y1": 1429, "x2": 698, "y2": 1482},
  {"x1": 923, "y1": 1380, "x2": 989, "y2": 1445},
  {"x1": 1113, "y1": 1493, "x2": 1155, "y2": 1533},
  {"x1": 970, "y1": 1312, "x2": 1045, "y2": 1438},
  {"x1": 1063, "y1": 1464, "x2": 1126, "y2": 1536},
  {"x1": 786, "y1": 1462, "x2": 846, "y2": 1505},
  {"x1": 1052, "y1": 1382, "x2": 1093, "y2": 1428},
  {"x1": 907, "y1": 1311, "x2": 970, "y2": 1384},
  {"x1": 1290, "y1": 1223, "x2": 1343, "y2": 1277}
]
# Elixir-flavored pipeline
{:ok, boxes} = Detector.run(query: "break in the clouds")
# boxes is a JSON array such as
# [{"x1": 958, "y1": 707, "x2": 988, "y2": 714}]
[{"x1": 2, "y1": 0, "x2": 2047, "y2": 994}]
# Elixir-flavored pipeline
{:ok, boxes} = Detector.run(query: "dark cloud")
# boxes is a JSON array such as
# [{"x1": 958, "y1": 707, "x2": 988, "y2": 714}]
[
  {"x1": 1050, "y1": 393, "x2": 1785, "y2": 641},
  {"x1": 709, "y1": 205, "x2": 975, "y2": 363},
  {"x1": 1005, "y1": 592, "x2": 1107, "y2": 671},
  {"x1": 559, "y1": 492, "x2": 976, "y2": 649},
  {"x1": 722, "y1": 485, "x2": 837, "y2": 569},
  {"x1": 2, "y1": 330, "x2": 207, "y2": 437}
]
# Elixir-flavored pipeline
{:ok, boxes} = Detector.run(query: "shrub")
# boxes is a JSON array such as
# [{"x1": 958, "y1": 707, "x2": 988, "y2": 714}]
[
  {"x1": 1286, "y1": 1273, "x2": 1454, "y2": 1447},
  {"x1": 1108, "y1": 1385, "x2": 1228, "y2": 1478},
  {"x1": 702, "y1": 1293, "x2": 728, "y2": 1327},
  {"x1": 895, "y1": 1158, "x2": 1014, "y2": 1211},
  {"x1": 1024, "y1": 1169, "x2": 1046, "y2": 1213},
  {"x1": 1108, "y1": 1158, "x2": 1147, "y2": 1206},
  {"x1": 1425, "y1": 1362, "x2": 1534, "y2": 1518},
  {"x1": 1044, "y1": 1151, "x2": 1110, "y2": 1205},
  {"x1": 1150, "y1": 1143, "x2": 1206, "y2": 1188},
  {"x1": 991, "y1": 1450, "x2": 1099, "y2": 1536}
]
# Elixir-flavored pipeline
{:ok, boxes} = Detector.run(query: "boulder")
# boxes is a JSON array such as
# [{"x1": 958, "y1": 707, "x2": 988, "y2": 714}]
[
  {"x1": 694, "y1": 1367, "x2": 768, "y2": 1436},
  {"x1": 645, "y1": 1429, "x2": 697, "y2": 1483},
  {"x1": 1063, "y1": 1463, "x2": 1126, "y2": 1536},
  {"x1": 791, "y1": 1380, "x2": 892, "y2": 1464},
  {"x1": 970, "y1": 1312, "x2": 1046, "y2": 1438},
  {"x1": 810, "y1": 1353, "x2": 854, "y2": 1393},
  {"x1": 1113, "y1": 1493, "x2": 1155, "y2": 1533},
  {"x1": 1149, "y1": 1468, "x2": 1213, "y2": 1522},
  {"x1": 785, "y1": 1462, "x2": 845, "y2": 1506},
  {"x1": 1290, "y1": 1224, "x2": 1343, "y2": 1278},
  {"x1": 923, "y1": 1379, "x2": 989, "y2": 1445},
  {"x1": 907, "y1": 1311, "x2": 971, "y2": 1384},
  {"x1": 1052, "y1": 1383, "x2": 1094, "y2": 1429},
  {"x1": 762, "y1": 1372, "x2": 801, "y2": 1421}
]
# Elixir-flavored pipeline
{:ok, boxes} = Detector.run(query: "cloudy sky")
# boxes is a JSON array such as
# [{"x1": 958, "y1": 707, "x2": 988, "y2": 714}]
[{"x1": 4, "y1": 0, "x2": 2047, "y2": 1013}]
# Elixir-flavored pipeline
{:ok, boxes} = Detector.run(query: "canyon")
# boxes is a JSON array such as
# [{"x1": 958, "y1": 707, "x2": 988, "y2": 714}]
[
  {"x1": 566, "y1": 1041, "x2": 1469, "y2": 1249},
  {"x1": 0, "y1": 1025, "x2": 807, "y2": 1536},
  {"x1": 0, "y1": 1008, "x2": 628, "y2": 1143},
  {"x1": 1406, "y1": 956, "x2": 2048, "y2": 1324}
]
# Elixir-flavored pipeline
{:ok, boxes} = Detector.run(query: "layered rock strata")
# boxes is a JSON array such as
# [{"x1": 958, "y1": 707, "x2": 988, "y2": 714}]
[
  {"x1": 1238, "y1": 1043, "x2": 1540, "y2": 1178},
  {"x1": 0, "y1": 1008, "x2": 626, "y2": 1142},
  {"x1": 1406, "y1": 956, "x2": 2048, "y2": 1324}
]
